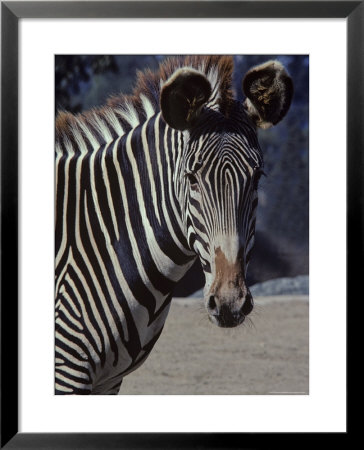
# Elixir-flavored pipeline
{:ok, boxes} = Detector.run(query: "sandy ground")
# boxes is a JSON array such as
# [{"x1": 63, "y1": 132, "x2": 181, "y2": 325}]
[{"x1": 119, "y1": 296, "x2": 309, "y2": 395}]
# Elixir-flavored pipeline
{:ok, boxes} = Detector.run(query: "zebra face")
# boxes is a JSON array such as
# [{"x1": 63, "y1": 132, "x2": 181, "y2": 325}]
[
  {"x1": 160, "y1": 59, "x2": 293, "y2": 328},
  {"x1": 183, "y1": 122, "x2": 264, "y2": 328}
]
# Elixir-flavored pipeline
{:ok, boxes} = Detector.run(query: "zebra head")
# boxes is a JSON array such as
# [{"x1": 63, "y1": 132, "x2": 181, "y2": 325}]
[{"x1": 161, "y1": 60, "x2": 293, "y2": 328}]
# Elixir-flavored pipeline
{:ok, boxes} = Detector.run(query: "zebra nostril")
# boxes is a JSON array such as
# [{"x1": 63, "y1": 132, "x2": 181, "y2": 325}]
[
  {"x1": 241, "y1": 293, "x2": 254, "y2": 316},
  {"x1": 208, "y1": 295, "x2": 217, "y2": 313}
]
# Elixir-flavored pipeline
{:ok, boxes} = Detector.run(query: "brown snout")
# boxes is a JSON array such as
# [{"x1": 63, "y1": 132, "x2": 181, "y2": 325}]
[{"x1": 206, "y1": 247, "x2": 253, "y2": 328}]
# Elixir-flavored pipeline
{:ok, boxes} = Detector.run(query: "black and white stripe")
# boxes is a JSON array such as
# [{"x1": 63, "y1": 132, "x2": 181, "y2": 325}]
[{"x1": 55, "y1": 111, "x2": 198, "y2": 394}]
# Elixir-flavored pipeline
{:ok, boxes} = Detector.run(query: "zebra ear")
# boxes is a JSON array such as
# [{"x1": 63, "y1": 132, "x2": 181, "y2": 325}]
[
  {"x1": 160, "y1": 68, "x2": 212, "y2": 131},
  {"x1": 242, "y1": 60, "x2": 293, "y2": 129}
]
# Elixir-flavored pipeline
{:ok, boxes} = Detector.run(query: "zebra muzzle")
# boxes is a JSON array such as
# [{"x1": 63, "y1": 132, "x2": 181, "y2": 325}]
[
  {"x1": 205, "y1": 247, "x2": 253, "y2": 327},
  {"x1": 206, "y1": 289, "x2": 253, "y2": 328}
]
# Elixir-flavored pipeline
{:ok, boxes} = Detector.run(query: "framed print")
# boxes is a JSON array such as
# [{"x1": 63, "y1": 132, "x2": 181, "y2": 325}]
[{"x1": 1, "y1": 1, "x2": 359, "y2": 447}]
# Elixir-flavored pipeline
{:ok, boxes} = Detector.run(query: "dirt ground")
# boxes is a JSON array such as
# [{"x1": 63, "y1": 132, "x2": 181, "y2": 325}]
[{"x1": 119, "y1": 296, "x2": 309, "y2": 395}]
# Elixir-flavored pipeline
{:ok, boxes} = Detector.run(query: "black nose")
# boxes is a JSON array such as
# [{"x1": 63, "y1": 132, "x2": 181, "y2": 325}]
[
  {"x1": 208, "y1": 293, "x2": 253, "y2": 317},
  {"x1": 208, "y1": 296, "x2": 234, "y2": 319},
  {"x1": 208, "y1": 298, "x2": 241, "y2": 328},
  {"x1": 219, "y1": 303, "x2": 235, "y2": 323}
]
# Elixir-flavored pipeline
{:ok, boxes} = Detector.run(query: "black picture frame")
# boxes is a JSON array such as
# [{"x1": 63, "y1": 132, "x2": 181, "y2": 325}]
[{"x1": 1, "y1": 1, "x2": 358, "y2": 448}]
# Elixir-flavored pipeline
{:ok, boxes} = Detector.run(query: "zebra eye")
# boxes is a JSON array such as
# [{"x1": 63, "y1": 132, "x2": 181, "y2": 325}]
[{"x1": 186, "y1": 172, "x2": 199, "y2": 188}]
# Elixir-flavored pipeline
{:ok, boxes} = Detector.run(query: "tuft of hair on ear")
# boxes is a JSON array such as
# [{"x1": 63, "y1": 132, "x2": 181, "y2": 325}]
[
  {"x1": 242, "y1": 60, "x2": 293, "y2": 129},
  {"x1": 160, "y1": 68, "x2": 212, "y2": 131}
]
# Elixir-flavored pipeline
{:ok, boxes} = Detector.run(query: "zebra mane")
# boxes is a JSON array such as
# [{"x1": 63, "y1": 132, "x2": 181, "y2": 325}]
[{"x1": 56, "y1": 55, "x2": 234, "y2": 147}]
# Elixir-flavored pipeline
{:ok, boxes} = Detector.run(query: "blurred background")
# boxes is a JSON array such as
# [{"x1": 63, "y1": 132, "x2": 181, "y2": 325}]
[{"x1": 55, "y1": 55, "x2": 309, "y2": 297}]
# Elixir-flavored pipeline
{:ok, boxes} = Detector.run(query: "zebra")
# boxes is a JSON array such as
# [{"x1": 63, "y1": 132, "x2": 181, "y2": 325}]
[{"x1": 55, "y1": 55, "x2": 293, "y2": 394}]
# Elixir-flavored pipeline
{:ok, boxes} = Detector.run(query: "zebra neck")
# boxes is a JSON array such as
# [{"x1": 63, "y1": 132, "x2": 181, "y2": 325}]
[{"x1": 111, "y1": 113, "x2": 195, "y2": 286}]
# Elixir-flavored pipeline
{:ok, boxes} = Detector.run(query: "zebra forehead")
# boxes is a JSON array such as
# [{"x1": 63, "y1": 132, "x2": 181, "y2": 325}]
[{"x1": 188, "y1": 133, "x2": 262, "y2": 170}]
